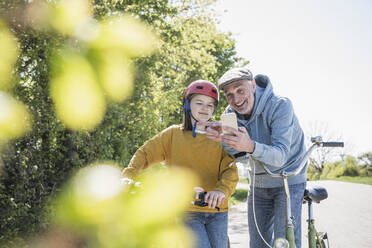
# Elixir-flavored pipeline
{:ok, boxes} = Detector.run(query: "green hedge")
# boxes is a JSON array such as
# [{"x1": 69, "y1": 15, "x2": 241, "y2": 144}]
[
  {"x1": 0, "y1": 0, "x2": 245, "y2": 246},
  {"x1": 307, "y1": 155, "x2": 372, "y2": 184}
]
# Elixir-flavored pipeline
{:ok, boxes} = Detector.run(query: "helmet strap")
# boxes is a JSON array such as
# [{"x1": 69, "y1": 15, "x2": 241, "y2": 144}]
[
  {"x1": 192, "y1": 121, "x2": 198, "y2": 138},
  {"x1": 184, "y1": 98, "x2": 198, "y2": 138},
  {"x1": 183, "y1": 98, "x2": 191, "y2": 111}
]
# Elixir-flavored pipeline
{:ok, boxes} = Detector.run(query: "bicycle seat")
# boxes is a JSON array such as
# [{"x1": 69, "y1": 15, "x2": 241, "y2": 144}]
[{"x1": 303, "y1": 186, "x2": 328, "y2": 203}]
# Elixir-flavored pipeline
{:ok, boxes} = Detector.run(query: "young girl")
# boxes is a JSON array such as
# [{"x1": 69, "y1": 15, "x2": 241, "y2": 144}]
[{"x1": 121, "y1": 80, "x2": 238, "y2": 248}]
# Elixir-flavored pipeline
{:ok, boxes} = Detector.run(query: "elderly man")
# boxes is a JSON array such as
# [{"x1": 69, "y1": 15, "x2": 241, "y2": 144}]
[{"x1": 205, "y1": 67, "x2": 307, "y2": 247}]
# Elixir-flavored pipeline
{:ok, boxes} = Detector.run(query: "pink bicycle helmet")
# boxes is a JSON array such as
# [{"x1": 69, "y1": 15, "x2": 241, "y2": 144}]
[{"x1": 183, "y1": 80, "x2": 219, "y2": 105}]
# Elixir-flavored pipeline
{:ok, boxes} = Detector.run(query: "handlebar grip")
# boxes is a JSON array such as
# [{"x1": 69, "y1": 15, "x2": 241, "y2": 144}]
[{"x1": 322, "y1": 142, "x2": 344, "y2": 147}]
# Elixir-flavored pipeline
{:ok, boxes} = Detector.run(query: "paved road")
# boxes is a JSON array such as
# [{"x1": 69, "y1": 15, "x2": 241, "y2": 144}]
[{"x1": 228, "y1": 180, "x2": 372, "y2": 247}]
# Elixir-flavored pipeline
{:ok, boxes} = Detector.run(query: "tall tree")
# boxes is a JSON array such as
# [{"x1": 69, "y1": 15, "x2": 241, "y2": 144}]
[
  {"x1": 358, "y1": 152, "x2": 372, "y2": 167},
  {"x1": 0, "y1": 0, "x2": 245, "y2": 244}
]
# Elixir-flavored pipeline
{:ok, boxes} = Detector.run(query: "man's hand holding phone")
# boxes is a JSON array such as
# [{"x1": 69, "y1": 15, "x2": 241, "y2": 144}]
[
  {"x1": 220, "y1": 112, "x2": 255, "y2": 153},
  {"x1": 221, "y1": 126, "x2": 255, "y2": 153},
  {"x1": 201, "y1": 112, "x2": 255, "y2": 153},
  {"x1": 199, "y1": 113, "x2": 238, "y2": 142}
]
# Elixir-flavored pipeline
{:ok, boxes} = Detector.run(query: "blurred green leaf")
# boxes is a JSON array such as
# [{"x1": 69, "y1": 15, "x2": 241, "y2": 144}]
[
  {"x1": 0, "y1": 0, "x2": 245, "y2": 246},
  {"x1": 0, "y1": 92, "x2": 32, "y2": 142},
  {"x1": 0, "y1": 20, "x2": 18, "y2": 90},
  {"x1": 53, "y1": 164, "x2": 197, "y2": 248},
  {"x1": 90, "y1": 15, "x2": 158, "y2": 57},
  {"x1": 50, "y1": 51, "x2": 106, "y2": 131}
]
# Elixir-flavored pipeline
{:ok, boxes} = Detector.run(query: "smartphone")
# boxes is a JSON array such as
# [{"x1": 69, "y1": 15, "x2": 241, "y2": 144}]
[{"x1": 221, "y1": 112, "x2": 238, "y2": 135}]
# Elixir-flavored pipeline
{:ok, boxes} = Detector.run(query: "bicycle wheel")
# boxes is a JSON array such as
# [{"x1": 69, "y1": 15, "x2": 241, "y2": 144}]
[
  {"x1": 316, "y1": 239, "x2": 326, "y2": 248},
  {"x1": 317, "y1": 232, "x2": 329, "y2": 248}
]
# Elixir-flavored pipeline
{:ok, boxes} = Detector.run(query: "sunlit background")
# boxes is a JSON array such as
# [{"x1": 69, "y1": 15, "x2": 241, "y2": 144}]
[{"x1": 214, "y1": 0, "x2": 372, "y2": 156}]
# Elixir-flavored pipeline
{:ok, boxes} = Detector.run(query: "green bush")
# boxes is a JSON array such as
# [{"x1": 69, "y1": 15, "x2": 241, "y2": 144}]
[
  {"x1": 229, "y1": 189, "x2": 248, "y2": 205},
  {"x1": 307, "y1": 164, "x2": 321, "y2": 181},
  {"x1": 359, "y1": 168, "x2": 368, "y2": 177},
  {"x1": 320, "y1": 162, "x2": 332, "y2": 179},
  {"x1": 343, "y1": 163, "x2": 360, "y2": 177},
  {"x1": 321, "y1": 162, "x2": 344, "y2": 179},
  {"x1": 329, "y1": 163, "x2": 344, "y2": 178},
  {"x1": 0, "y1": 0, "x2": 244, "y2": 246},
  {"x1": 334, "y1": 176, "x2": 372, "y2": 185},
  {"x1": 342, "y1": 156, "x2": 360, "y2": 177},
  {"x1": 367, "y1": 167, "x2": 372, "y2": 175}
]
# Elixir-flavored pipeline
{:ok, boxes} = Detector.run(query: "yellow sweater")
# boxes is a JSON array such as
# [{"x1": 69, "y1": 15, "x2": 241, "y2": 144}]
[{"x1": 122, "y1": 124, "x2": 239, "y2": 213}]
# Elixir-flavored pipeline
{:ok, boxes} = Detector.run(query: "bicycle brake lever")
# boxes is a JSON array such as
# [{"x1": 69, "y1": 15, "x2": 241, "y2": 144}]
[{"x1": 193, "y1": 200, "x2": 220, "y2": 211}]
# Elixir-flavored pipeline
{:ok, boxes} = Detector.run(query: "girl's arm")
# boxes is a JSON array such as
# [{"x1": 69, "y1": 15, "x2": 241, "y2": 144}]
[
  {"x1": 215, "y1": 150, "x2": 239, "y2": 199},
  {"x1": 121, "y1": 126, "x2": 173, "y2": 179}
]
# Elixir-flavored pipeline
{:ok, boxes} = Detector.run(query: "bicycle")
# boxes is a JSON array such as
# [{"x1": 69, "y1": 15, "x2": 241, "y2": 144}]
[{"x1": 248, "y1": 136, "x2": 344, "y2": 248}]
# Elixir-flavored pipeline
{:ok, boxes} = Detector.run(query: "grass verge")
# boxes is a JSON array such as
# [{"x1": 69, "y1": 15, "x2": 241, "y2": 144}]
[
  {"x1": 331, "y1": 176, "x2": 372, "y2": 185},
  {"x1": 229, "y1": 188, "x2": 248, "y2": 205}
]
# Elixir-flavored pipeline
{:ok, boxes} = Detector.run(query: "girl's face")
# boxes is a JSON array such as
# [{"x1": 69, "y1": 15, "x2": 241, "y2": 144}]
[{"x1": 189, "y1": 94, "x2": 216, "y2": 123}]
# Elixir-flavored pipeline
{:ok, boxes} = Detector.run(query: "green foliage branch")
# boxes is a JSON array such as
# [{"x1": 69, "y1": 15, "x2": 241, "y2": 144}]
[{"x1": 0, "y1": 0, "x2": 245, "y2": 245}]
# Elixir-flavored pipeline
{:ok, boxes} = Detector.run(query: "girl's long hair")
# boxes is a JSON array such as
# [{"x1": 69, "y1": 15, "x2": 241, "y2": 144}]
[{"x1": 182, "y1": 106, "x2": 193, "y2": 131}]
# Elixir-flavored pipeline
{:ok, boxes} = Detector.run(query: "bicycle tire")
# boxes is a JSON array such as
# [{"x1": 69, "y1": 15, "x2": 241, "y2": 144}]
[
  {"x1": 318, "y1": 231, "x2": 329, "y2": 248},
  {"x1": 316, "y1": 239, "x2": 326, "y2": 248}
]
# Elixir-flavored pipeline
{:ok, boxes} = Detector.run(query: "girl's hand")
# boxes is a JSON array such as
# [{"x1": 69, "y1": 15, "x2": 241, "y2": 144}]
[
  {"x1": 120, "y1": 177, "x2": 134, "y2": 191},
  {"x1": 205, "y1": 190, "x2": 226, "y2": 209},
  {"x1": 199, "y1": 121, "x2": 223, "y2": 142}
]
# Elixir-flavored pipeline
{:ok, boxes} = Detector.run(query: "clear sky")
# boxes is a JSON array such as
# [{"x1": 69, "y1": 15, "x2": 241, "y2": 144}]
[{"x1": 213, "y1": 0, "x2": 372, "y2": 156}]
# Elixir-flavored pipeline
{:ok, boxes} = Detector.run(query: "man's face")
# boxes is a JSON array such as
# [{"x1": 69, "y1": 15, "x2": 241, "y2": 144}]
[{"x1": 223, "y1": 80, "x2": 256, "y2": 115}]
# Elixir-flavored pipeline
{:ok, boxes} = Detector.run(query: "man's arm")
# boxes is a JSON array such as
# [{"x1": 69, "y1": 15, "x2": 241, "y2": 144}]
[
  {"x1": 221, "y1": 99, "x2": 296, "y2": 168},
  {"x1": 250, "y1": 99, "x2": 295, "y2": 167}
]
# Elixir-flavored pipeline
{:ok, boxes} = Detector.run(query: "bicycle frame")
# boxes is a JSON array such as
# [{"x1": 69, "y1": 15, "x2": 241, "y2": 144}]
[
  {"x1": 305, "y1": 189, "x2": 329, "y2": 248},
  {"x1": 249, "y1": 136, "x2": 343, "y2": 248}
]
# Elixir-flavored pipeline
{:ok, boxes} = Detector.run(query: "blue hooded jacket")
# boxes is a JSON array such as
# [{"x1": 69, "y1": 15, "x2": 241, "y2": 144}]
[{"x1": 222, "y1": 74, "x2": 307, "y2": 188}]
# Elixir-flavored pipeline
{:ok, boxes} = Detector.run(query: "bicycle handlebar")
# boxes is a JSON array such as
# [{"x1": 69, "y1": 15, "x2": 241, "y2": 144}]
[
  {"x1": 253, "y1": 136, "x2": 344, "y2": 178},
  {"x1": 322, "y1": 142, "x2": 344, "y2": 147}
]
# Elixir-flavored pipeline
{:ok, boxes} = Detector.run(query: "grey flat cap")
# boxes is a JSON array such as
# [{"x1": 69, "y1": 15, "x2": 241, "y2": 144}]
[{"x1": 218, "y1": 67, "x2": 253, "y2": 90}]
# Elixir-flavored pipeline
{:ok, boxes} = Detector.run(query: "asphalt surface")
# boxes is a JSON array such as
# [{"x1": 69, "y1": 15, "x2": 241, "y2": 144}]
[{"x1": 228, "y1": 180, "x2": 372, "y2": 248}]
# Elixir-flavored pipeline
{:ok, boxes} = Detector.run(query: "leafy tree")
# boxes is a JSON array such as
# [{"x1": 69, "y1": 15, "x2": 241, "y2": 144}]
[
  {"x1": 342, "y1": 156, "x2": 360, "y2": 177},
  {"x1": 320, "y1": 162, "x2": 344, "y2": 179},
  {"x1": 0, "y1": 0, "x2": 244, "y2": 245},
  {"x1": 357, "y1": 152, "x2": 372, "y2": 176},
  {"x1": 358, "y1": 152, "x2": 372, "y2": 167}
]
